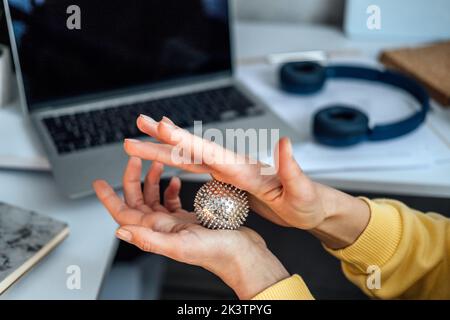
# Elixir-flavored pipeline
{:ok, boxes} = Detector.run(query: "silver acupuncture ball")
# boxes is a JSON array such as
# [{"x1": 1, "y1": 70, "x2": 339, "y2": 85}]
[{"x1": 194, "y1": 180, "x2": 250, "y2": 230}]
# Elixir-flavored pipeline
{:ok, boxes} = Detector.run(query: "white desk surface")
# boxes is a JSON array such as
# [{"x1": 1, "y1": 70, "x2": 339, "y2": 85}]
[
  {"x1": 0, "y1": 170, "x2": 118, "y2": 299},
  {"x1": 1, "y1": 21, "x2": 449, "y2": 300}
]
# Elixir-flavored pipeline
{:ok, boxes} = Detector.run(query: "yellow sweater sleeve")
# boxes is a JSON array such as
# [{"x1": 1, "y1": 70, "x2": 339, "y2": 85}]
[
  {"x1": 252, "y1": 198, "x2": 450, "y2": 300},
  {"x1": 325, "y1": 198, "x2": 450, "y2": 299},
  {"x1": 252, "y1": 274, "x2": 314, "y2": 300}
]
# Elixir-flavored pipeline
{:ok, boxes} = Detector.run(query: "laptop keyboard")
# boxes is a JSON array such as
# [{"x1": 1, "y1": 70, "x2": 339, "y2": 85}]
[{"x1": 43, "y1": 86, "x2": 263, "y2": 154}]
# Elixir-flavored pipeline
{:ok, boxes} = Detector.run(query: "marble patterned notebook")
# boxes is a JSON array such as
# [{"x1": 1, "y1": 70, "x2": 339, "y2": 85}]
[{"x1": 0, "y1": 202, "x2": 69, "y2": 294}]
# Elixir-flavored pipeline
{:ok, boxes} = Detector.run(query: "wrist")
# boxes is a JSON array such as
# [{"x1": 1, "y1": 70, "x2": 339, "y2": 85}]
[
  {"x1": 220, "y1": 244, "x2": 289, "y2": 299},
  {"x1": 311, "y1": 186, "x2": 371, "y2": 249}
]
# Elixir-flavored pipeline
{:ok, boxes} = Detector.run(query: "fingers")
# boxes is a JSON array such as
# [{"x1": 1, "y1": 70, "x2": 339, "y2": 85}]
[
  {"x1": 276, "y1": 137, "x2": 306, "y2": 196},
  {"x1": 124, "y1": 139, "x2": 209, "y2": 174},
  {"x1": 93, "y1": 180, "x2": 143, "y2": 225},
  {"x1": 157, "y1": 121, "x2": 269, "y2": 191},
  {"x1": 153, "y1": 119, "x2": 264, "y2": 191},
  {"x1": 138, "y1": 115, "x2": 242, "y2": 169},
  {"x1": 132, "y1": 115, "x2": 270, "y2": 194},
  {"x1": 123, "y1": 157, "x2": 144, "y2": 207},
  {"x1": 158, "y1": 120, "x2": 240, "y2": 168},
  {"x1": 161, "y1": 116, "x2": 175, "y2": 125},
  {"x1": 143, "y1": 161, "x2": 167, "y2": 212},
  {"x1": 115, "y1": 225, "x2": 183, "y2": 260},
  {"x1": 164, "y1": 176, "x2": 183, "y2": 212},
  {"x1": 136, "y1": 115, "x2": 174, "y2": 145},
  {"x1": 136, "y1": 115, "x2": 158, "y2": 141}
]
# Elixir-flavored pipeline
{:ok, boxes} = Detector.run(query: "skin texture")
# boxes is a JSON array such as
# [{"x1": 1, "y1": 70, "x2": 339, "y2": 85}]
[
  {"x1": 93, "y1": 115, "x2": 371, "y2": 298},
  {"x1": 93, "y1": 159, "x2": 289, "y2": 299}
]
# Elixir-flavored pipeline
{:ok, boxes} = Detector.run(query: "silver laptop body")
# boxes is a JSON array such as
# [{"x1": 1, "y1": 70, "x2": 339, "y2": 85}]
[{"x1": 4, "y1": 0, "x2": 300, "y2": 198}]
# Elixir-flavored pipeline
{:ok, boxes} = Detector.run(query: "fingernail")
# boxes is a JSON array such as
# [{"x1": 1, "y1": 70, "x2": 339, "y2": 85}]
[
  {"x1": 92, "y1": 179, "x2": 102, "y2": 189},
  {"x1": 116, "y1": 228, "x2": 132, "y2": 242},
  {"x1": 139, "y1": 114, "x2": 157, "y2": 124},
  {"x1": 162, "y1": 116, "x2": 175, "y2": 125},
  {"x1": 124, "y1": 138, "x2": 140, "y2": 144},
  {"x1": 160, "y1": 120, "x2": 175, "y2": 129}
]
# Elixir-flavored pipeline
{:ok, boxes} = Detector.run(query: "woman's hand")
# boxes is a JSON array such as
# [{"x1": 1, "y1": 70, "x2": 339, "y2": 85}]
[
  {"x1": 93, "y1": 157, "x2": 289, "y2": 299},
  {"x1": 123, "y1": 116, "x2": 370, "y2": 249}
]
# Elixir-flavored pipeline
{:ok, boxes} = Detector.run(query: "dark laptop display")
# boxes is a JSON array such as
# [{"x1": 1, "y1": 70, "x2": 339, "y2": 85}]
[
  {"x1": 4, "y1": 0, "x2": 296, "y2": 199},
  {"x1": 7, "y1": 0, "x2": 232, "y2": 110}
]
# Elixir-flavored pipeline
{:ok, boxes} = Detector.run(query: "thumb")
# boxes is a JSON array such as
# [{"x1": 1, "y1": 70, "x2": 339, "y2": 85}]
[
  {"x1": 275, "y1": 137, "x2": 308, "y2": 196},
  {"x1": 116, "y1": 225, "x2": 181, "y2": 259}
]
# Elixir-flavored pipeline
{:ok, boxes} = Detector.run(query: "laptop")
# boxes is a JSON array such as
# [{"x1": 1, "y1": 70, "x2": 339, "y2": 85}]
[{"x1": 4, "y1": 0, "x2": 300, "y2": 199}]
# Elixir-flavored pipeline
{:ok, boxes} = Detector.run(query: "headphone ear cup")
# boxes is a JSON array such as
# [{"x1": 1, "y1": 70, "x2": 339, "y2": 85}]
[
  {"x1": 279, "y1": 61, "x2": 327, "y2": 94},
  {"x1": 313, "y1": 105, "x2": 370, "y2": 146}
]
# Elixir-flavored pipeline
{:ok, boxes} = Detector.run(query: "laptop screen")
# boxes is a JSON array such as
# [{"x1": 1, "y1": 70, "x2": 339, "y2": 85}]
[{"x1": 6, "y1": 0, "x2": 232, "y2": 111}]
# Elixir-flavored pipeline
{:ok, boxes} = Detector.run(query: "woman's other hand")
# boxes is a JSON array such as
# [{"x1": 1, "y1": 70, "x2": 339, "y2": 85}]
[{"x1": 93, "y1": 157, "x2": 289, "y2": 299}]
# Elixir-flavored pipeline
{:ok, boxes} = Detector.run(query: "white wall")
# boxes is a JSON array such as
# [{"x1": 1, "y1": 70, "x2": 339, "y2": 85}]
[{"x1": 234, "y1": 0, "x2": 345, "y2": 25}]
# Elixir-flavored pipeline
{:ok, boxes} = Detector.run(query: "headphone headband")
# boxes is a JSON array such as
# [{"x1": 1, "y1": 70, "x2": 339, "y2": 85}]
[
  {"x1": 325, "y1": 65, "x2": 430, "y2": 141},
  {"x1": 279, "y1": 62, "x2": 430, "y2": 146}
]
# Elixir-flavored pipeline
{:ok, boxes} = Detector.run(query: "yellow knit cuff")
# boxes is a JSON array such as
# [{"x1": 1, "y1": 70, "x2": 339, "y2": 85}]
[
  {"x1": 324, "y1": 198, "x2": 403, "y2": 270},
  {"x1": 251, "y1": 275, "x2": 314, "y2": 300}
]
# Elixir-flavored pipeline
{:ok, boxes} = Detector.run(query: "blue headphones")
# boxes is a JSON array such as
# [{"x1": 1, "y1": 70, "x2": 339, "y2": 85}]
[{"x1": 279, "y1": 61, "x2": 430, "y2": 147}]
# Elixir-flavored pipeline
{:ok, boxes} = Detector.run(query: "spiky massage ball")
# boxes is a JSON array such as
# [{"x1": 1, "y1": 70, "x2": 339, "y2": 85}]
[{"x1": 194, "y1": 180, "x2": 249, "y2": 230}]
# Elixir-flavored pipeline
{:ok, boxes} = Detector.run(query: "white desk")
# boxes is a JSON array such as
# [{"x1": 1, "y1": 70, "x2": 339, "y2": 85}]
[
  {"x1": 0, "y1": 21, "x2": 449, "y2": 300},
  {"x1": 0, "y1": 170, "x2": 117, "y2": 299}
]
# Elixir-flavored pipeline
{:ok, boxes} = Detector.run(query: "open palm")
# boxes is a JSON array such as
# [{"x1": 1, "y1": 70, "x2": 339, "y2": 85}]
[{"x1": 92, "y1": 157, "x2": 287, "y2": 299}]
